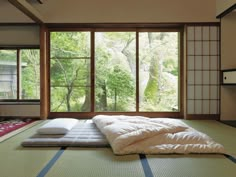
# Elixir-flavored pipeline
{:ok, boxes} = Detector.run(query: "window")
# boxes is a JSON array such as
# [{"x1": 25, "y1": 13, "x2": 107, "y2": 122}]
[
  {"x1": 50, "y1": 32, "x2": 91, "y2": 112},
  {"x1": 95, "y1": 32, "x2": 136, "y2": 112},
  {"x1": 0, "y1": 49, "x2": 40, "y2": 101},
  {"x1": 139, "y1": 32, "x2": 180, "y2": 112},
  {"x1": 49, "y1": 27, "x2": 182, "y2": 117}
]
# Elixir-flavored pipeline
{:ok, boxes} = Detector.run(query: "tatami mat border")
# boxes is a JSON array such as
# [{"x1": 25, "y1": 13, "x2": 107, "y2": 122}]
[
  {"x1": 35, "y1": 148, "x2": 235, "y2": 177},
  {"x1": 0, "y1": 120, "x2": 42, "y2": 143},
  {"x1": 37, "y1": 147, "x2": 67, "y2": 177},
  {"x1": 139, "y1": 154, "x2": 154, "y2": 177},
  {"x1": 224, "y1": 154, "x2": 236, "y2": 163}
]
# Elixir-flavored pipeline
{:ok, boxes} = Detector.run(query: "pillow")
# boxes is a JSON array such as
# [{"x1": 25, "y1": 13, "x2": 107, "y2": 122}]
[{"x1": 37, "y1": 118, "x2": 79, "y2": 135}]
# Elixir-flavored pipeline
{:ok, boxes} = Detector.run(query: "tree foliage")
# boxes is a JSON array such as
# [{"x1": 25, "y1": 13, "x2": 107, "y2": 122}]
[
  {"x1": 49, "y1": 31, "x2": 179, "y2": 112},
  {"x1": 0, "y1": 49, "x2": 40, "y2": 99}
]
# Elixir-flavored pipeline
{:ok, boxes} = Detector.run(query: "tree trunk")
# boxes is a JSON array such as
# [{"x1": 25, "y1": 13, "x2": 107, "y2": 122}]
[
  {"x1": 81, "y1": 62, "x2": 91, "y2": 112},
  {"x1": 66, "y1": 87, "x2": 72, "y2": 111},
  {"x1": 121, "y1": 37, "x2": 136, "y2": 78},
  {"x1": 97, "y1": 81, "x2": 108, "y2": 111},
  {"x1": 81, "y1": 88, "x2": 90, "y2": 112},
  {"x1": 144, "y1": 33, "x2": 160, "y2": 104},
  {"x1": 114, "y1": 88, "x2": 117, "y2": 111}
]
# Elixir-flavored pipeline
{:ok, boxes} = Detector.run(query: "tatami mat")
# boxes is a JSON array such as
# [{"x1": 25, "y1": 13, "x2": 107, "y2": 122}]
[
  {"x1": 182, "y1": 120, "x2": 236, "y2": 155},
  {"x1": 45, "y1": 148, "x2": 146, "y2": 177},
  {"x1": 147, "y1": 154, "x2": 236, "y2": 177},
  {"x1": 1, "y1": 119, "x2": 235, "y2": 177},
  {"x1": 0, "y1": 121, "x2": 60, "y2": 177}
]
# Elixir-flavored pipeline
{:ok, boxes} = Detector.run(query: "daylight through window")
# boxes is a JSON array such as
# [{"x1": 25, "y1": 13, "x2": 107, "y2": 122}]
[
  {"x1": 49, "y1": 29, "x2": 182, "y2": 115},
  {"x1": 0, "y1": 49, "x2": 40, "y2": 101}
]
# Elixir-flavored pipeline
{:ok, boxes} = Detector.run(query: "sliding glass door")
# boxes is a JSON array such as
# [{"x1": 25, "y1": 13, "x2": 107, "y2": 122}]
[
  {"x1": 49, "y1": 28, "x2": 182, "y2": 117},
  {"x1": 50, "y1": 32, "x2": 91, "y2": 112}
]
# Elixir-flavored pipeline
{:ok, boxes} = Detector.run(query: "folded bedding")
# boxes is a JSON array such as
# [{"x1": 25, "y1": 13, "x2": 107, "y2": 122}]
[{"x1": 92, "y1": 115, "x2": 225, "y2": 155}]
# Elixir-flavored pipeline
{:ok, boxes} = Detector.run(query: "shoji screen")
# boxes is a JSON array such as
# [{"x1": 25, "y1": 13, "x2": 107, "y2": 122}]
[{"x1": 186, "y1": 25, "x2": 220, "y2": 118}]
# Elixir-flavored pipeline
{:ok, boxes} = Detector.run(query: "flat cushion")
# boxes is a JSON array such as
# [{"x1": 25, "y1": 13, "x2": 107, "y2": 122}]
[{"x1": 37, "y1": 118, "x2": 79, "y2": 135}]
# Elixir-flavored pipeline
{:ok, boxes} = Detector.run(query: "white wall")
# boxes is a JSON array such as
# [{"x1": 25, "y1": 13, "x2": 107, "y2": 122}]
[
  {"x1": 0, "y1": 25, "x2": 39, "y2": 45},
  {"x1": 0, "y1": 104, "x2": 40, "y2": 117},
  {"x1": 221, "y1": 12, "x2": 236, "y2": 120}
]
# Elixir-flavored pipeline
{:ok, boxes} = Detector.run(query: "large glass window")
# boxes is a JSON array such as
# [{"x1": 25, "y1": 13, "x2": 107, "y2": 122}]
[
  {"x1": 0, "y1": 49, "x2": 40, "y2": 101},
  {"x1": 49, "y1": 28, "x2": 182, "y2": 115},
  {"x1": 139, "y1": 32, "x2": 179, "y2": 111},
  {"x1": 20, "y1": 49, "x2": 40, "y2": 99},
  {"x1": 0, "y1": 50, "x2": 17, "y2": 99},
  {"x1": 95, "y1": 32, "x2": 136, "y2": 112},
  {"x1": 50, "y1": 32, "x2": 91, "y2": 112}
]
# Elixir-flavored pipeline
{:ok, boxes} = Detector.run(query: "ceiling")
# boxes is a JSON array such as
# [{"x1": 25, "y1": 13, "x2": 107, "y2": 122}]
[
  {"x1": 0, "y1": 0, "x2": 220, "y2": 24},
  {"x1": 0, "y1": 0, "x2": 33, "y2": 23}
]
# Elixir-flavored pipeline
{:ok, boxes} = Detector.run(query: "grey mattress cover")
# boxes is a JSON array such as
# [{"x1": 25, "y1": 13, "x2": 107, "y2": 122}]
[{"x1": 22, "y1": 121, "x2": 109, "y2": 147}]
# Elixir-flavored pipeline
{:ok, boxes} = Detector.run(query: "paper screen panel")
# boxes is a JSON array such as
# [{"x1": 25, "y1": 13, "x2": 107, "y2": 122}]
[
  {"x1": 202, "y1": 41, "x2": 210, "y2": 55},
  {"x1": 187, "y1": 71, "x2": 195, "y2": 84},
  {"x1": 195, "y1": 100, "x2": 202, "y2": 114},
  {"x1": 202, "y1": 86, "x2": 210, "y2": 99},
  {"x1": 195, "y1": 85, "x2": 202, "y2": 99},
  {"x1": 195, "y1": 41, "x2": 202, "y2": 55},
  {"x1": 186, "y1": 25, "x2": 220, "y2": 115},
  {"x1": 195, "y1": 71, "x2": 202, "y2": 84},
  {"x1": 187, "y1": 86, "x2": 194, "y2": 99},
  {"x1": 210, "y1": 41, "x2": 218, "y2": 55},
  {"x1": 202, "y1": 26, "x2": 210, "y2": 40},
  {"x1": 187, "y1": 26, "x2": 194, "y2": 40},
  {"x1": 187, "y1": 41, "x2": 195, "y2": 55},
  {"x1": 203, "y1": 100, "x2": 210, "y2": 114},
  {"x1": 188, "y1": 56, "x2": 194, "y2": 70},
  {"x1": 202, "y1": 56, "x2": 210, "y2": 70},
  {"x1": 210, "y1": 26, "x2": 218, "y2": 40},
  {"x1": 195, "y1": 56, "x2": 202, "y2": 70},
  {"x1": 202, "y1": 71, "x2": 210, "y2": 84},
  {"x1": 210, "y1": 56, "x2": 218, "y2": 70},
  {"x1": 187, "y1": 100, "x2": 194, "y2": 114},
  {"x1": 195, "y1": 27, "x2": 202, "y2": 40}
]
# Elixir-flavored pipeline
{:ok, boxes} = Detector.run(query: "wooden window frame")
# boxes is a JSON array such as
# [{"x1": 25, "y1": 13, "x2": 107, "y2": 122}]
[
  {"x1": 0, "y1": 47, "x2": 40, "y2": 103},
  {"x1": 47, "y1": 25, "x2": 184, "y2": 118}
]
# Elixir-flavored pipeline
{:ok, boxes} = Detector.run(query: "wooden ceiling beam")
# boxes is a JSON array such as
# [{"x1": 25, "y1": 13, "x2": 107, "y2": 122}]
[
  {"x1": 8, "y1": 0, "x2": 44, "y2": 24},
  {"x1": 37, "y1": 0, "x2": 44, "y2": 4}
]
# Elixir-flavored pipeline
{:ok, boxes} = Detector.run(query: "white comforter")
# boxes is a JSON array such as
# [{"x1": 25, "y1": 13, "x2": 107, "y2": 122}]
[{"x1": 92, "y1": 115, "x2": 225, "y2": 155}]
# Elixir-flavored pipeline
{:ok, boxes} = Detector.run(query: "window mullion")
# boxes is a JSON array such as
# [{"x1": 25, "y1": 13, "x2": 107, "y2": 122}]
[
  {"x1": 91, "y1": 31, "x2": 95, "y2": 112},
  {"x1": 136, "y1": 31, "x2": 139, "y2": 113},
  {"x1": 17, "y1": 49, "x2": 20, "y2": 100}
]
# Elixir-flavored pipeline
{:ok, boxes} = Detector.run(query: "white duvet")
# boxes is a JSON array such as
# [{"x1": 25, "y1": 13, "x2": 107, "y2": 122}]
[{"x1": 92, "y1": 115, "x2": 225, "y2": 155}]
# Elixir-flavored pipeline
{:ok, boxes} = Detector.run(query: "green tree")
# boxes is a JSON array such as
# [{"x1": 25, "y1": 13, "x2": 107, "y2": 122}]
[
  {"x1": 95, "y1": 32, "x2": 136, "y2": 112},
  {"x1": 21, "y1": 49, "x2": 40, "y2": 99},
  {"x1": 50, "y1": 32, "x2": 90, "y2": 112},
  {"x1": 106, "y1": 65, "x2": 135, "y2": 111}
]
